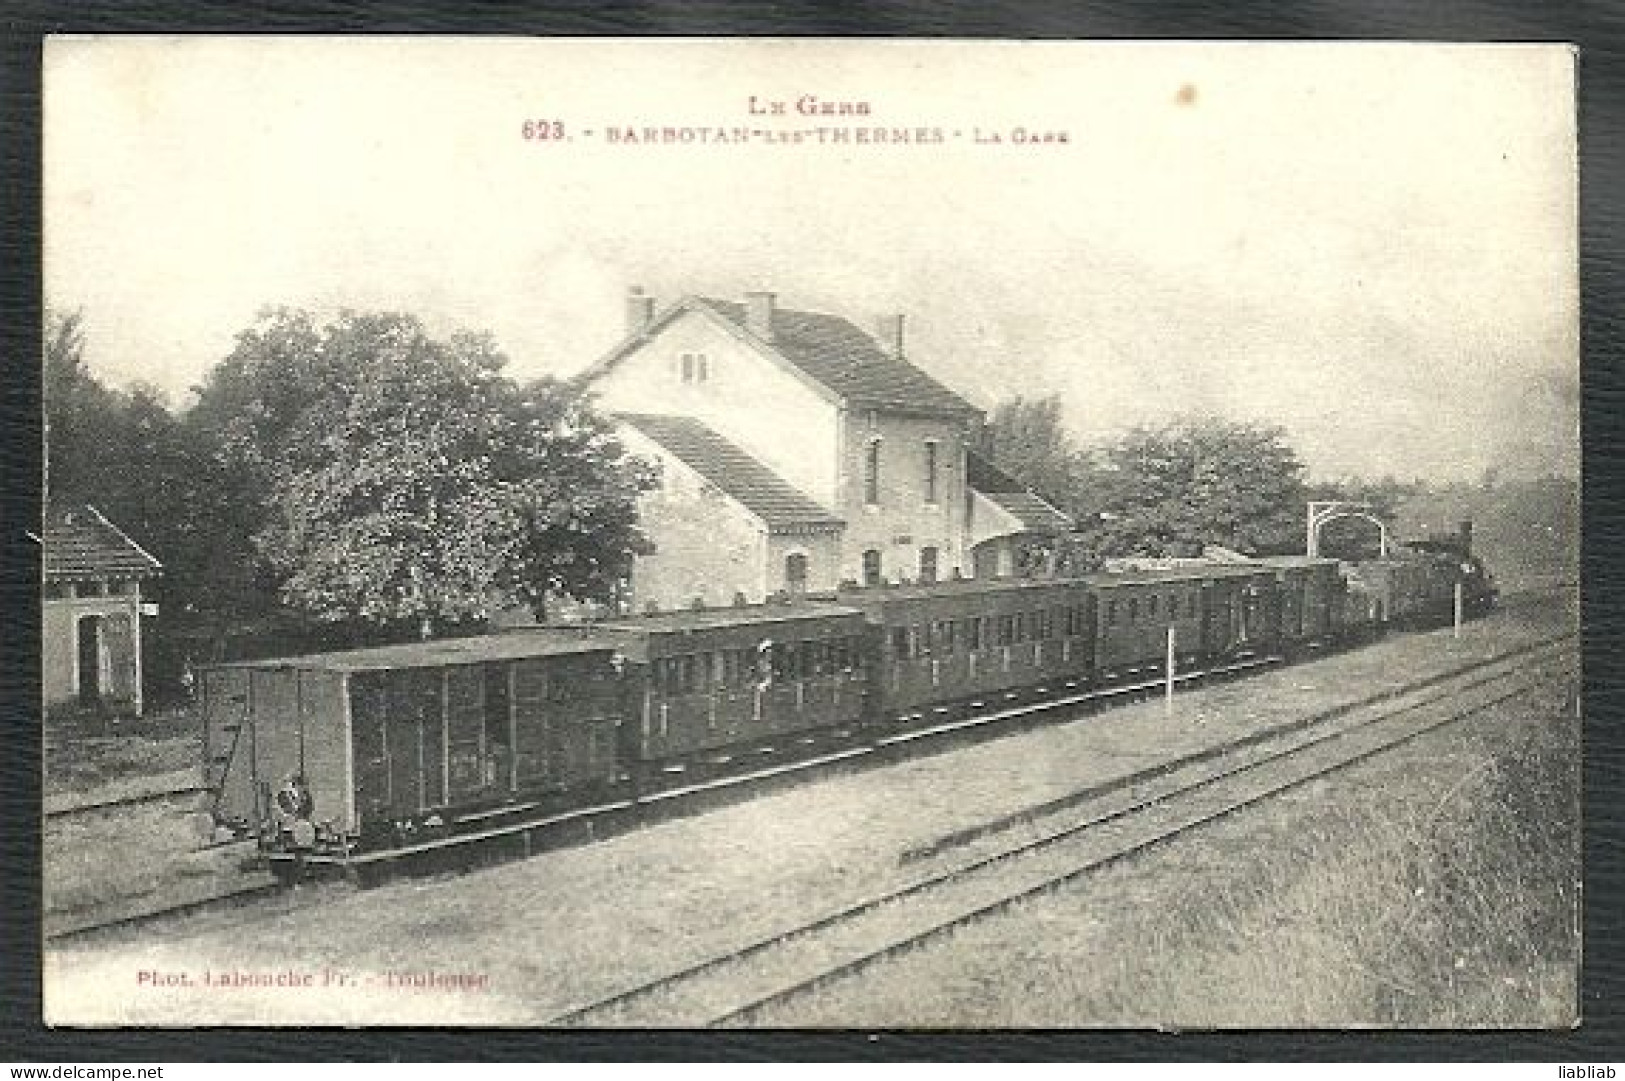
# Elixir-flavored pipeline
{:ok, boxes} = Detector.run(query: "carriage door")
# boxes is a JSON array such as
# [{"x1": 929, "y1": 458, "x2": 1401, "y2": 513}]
[{"x1": 444, "y1": 665, "x2": 488, "y2": 801}]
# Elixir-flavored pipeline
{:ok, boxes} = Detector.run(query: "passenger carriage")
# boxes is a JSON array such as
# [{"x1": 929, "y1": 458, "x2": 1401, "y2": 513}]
[
  {"x1": 597, "y1": 604, "x2": 869, "y2": 778},
  {"x1": 1086, "y1": 565, "x2": 1282, "y2": 680},
  {"x1": 833, "y1": 578, "x2": 1095, "y2": 725},
  {"x1": 1253, "y1": 556, "x2": 1346, "y2": 654},
  {"x1": 1086, "y1": 569, "x2": 1209, "y2": 680}
]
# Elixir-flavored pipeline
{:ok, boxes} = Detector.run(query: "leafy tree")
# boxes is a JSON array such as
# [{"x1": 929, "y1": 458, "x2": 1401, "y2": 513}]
[
  {"x1": 45, "y1": 307, "x2": 125, "y2": 503},
  {"x1": 211, "y1": 310, "x2": 657, "y2": 636},
  {"x1": 985, "y1": 395, "x2": 1090, "y2": 511},
  {"x1": 1094, "y1": 416, "x2": 1308, "y2": 557}
]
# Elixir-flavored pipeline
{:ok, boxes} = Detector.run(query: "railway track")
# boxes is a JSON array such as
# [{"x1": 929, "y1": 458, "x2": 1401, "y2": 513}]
[
  {"x1": 547, "y1": 634, "x2": 1575, "y2": 1027},
  {"x1": 44, "y1": 781, "x2": 275, "y2": 942},
  {"x1": 46, "y1": 628, "x2": 1573, "y2": 943}
]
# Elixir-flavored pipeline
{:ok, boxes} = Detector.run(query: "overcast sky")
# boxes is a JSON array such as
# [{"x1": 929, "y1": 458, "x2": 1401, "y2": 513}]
[{"x1": 44, "y1": 38, "x2": 1578, "y2": 482}]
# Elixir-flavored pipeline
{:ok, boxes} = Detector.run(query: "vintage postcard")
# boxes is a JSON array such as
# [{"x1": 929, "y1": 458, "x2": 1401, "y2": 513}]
[{"x1": 41, "y1": 37, "x2": 1579, "y2": 1028}]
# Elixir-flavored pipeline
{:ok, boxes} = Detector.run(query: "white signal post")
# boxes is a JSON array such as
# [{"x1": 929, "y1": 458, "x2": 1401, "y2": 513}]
[
  {"x1": 1165, "y1": 625, "x2": 1176, "y2": 715},
  {"x1": 1454, "y1": 580, "x2": 1464, "y2": 639}
]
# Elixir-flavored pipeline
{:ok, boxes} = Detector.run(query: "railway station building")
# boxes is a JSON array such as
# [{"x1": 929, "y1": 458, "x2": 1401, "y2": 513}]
[{"x1": 581, "y1": 288, "x2": 1071, "y2": 611}]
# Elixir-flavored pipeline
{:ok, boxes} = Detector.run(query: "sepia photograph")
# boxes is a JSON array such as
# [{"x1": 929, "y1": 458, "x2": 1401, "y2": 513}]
[{"x1": 39, "y1": 36, "x2": 1579, "y2": 1028}]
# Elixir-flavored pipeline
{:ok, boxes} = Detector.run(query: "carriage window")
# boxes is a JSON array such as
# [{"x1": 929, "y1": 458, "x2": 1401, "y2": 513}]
[
  {"x1": 1149, "y1": 595, "x2": 1159, "y2": 617},
  {"x1": 891, "y1": 626, "x2": 911, "y2": 659},
  {"x1": 1107, "y1": 599, "x2": 1118, "y2": 625},
  {"x1": 1189, "y1": 593, "x2": 1200, "y2": 618},
  {"x1": 1127, "y1": 598, "x2": 1139, "y2": 622}
]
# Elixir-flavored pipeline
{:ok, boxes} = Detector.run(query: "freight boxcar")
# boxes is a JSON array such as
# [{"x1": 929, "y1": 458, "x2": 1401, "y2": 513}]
[
  {"x1": 1342, "y1": 557, "x2": 1454, "y2": 628},
  {"x1": 833, "y1": 578, "x2": 1094, "y2": 725},
  {"x1": 201, "y1": 630, "x2": 628, "y2": 860},
  {"x1": 597, "y1": 604, "x2": 869, "y2": 777}
]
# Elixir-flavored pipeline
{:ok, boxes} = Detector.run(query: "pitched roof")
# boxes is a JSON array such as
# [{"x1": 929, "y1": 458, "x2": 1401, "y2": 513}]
[
  {"x1": 965, "y1": 451, "x2": 1075, "y2": 533},
  {"x1": 616, "y1": 413, "x2": 843, "y2": 534},
  {"x1": 43, "y1": 504, "x2": 163, "y2": 580},
  {"x1": 693, "y1": 297, "x2": 980, "y2": 418}
]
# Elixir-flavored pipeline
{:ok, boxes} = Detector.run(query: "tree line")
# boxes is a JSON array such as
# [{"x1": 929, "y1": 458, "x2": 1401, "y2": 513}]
[
  {"x1": 47, "y1": 306, "x2": 1469, "y2": 703},
  {"x1": 46, "y1": 307, "x2": 657, "y2": 697},
  {"x1": 983, "y1": 395, "x2": 1424, "y2": 570}
]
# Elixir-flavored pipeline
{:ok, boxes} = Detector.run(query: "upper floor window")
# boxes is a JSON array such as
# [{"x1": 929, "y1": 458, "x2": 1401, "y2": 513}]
[
  {"x1": 864, "y1": 439, "x2": 882, "y2": 506},
  {"x1": 678, "y1": 352, "x2": 710, "y2": 384},
  {"x1": 923, "y1": 441, "x2": 939, "y2": 504}
]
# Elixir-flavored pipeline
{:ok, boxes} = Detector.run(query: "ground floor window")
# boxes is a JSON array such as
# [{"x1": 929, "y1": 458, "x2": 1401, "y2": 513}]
[
  {"x1": 785, "y1": 552, "x2": 808, "y2": 592},
  {"x1": 862, "y1": 549, "x2": 882, "y2": 586}
]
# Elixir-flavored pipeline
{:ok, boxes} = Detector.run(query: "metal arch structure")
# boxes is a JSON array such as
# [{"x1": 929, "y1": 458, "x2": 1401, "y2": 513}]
[{"x1": 1306, "y1": 501, "x2": 1390, "y2": 559}]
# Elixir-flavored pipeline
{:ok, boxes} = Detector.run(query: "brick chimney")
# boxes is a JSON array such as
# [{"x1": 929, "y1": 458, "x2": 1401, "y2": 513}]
[
  {"x1": 745, "y1": 290, "x2": 776, "y2": 342},
  {"x1": 626, "y1": 286, "x2": 656, "y2": 335},
  {"x1": 875, "y1": 314, "x2": 906, "y2": 362}
]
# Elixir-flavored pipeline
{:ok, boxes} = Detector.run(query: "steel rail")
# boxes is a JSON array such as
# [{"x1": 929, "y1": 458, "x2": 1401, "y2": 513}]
[{"x1": 545, "y1": 638, "x2": 1572, "y2": 1026}]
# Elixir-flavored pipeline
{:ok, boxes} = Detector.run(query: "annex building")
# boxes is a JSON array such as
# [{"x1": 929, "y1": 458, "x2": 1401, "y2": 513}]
[{"x1": 582, "y1": 288, "x2": 1071, "y2": 612}]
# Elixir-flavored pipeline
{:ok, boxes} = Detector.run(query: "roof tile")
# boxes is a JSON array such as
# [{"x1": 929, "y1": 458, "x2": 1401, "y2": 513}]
[
  {"x1": 697, "y1": 298, "x2": 980, "y2": 417},
  {"x1": 966, "y1": 451, "x2": 1074, "y2": 532},
  {"x1": 44, "y1": 504, "x2": 163, "y2": 580},
  {"x1": 617, "y1": 414, "x2": 843, "y2": 533}
]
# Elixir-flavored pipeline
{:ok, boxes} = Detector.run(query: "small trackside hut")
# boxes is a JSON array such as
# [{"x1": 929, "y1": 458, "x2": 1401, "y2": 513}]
[
  {"x1": 597, "y1": 603, "x2": 869, "y2": 780},
  {"x1": 201, "y1": 630, "x2": 628, "y2": 862}
]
